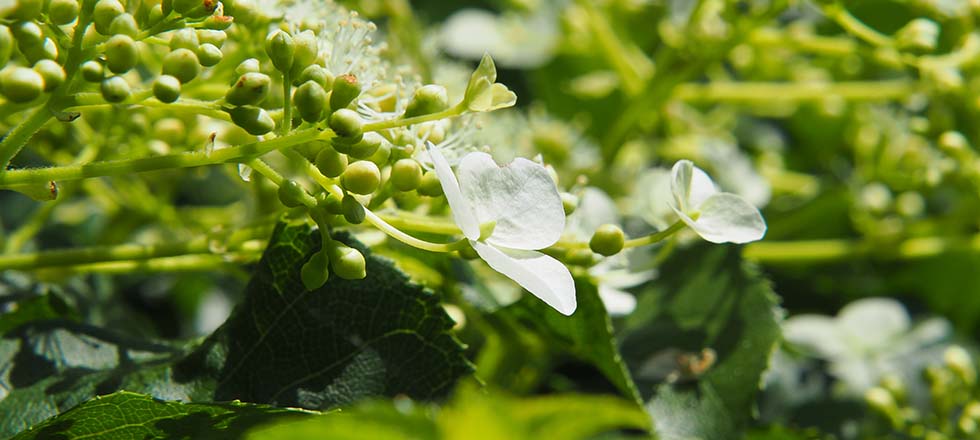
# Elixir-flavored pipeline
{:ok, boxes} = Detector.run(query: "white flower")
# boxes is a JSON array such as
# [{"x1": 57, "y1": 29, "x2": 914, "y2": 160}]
[
  {"x1": 426, "y1": 143, "x2": 576, "y2": 315},
  {"x1": 440, "y1": 7, "x2": 560, "y2": 69},
  {"x1": 668, "y1": 160, "x2": 766, "y2": 244}
]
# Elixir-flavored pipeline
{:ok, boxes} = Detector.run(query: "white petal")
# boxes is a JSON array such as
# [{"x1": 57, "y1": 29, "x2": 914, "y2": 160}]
[
  {"x1": 440, "y1": 9, "x2": 503, "y2": 61},
  {"x1": 457, "y1": 152, "x2": 564, "y2": 250},
  {"x1": 670, "y1": 160, "x2": 718, "y2": 213},
  {"x1": 837, "y1": 298, "x2": 909, "y2": 349},
  {"x1": 471, "y1": 240, "x2": 576, "y2": 315},
  {"x1": 782, "y1": 315, "x2": 850, "y2": 359},
  {"x1": 635, "y1": 168, "x2": 676, "y2": 230},
  {"x1": 681, "y1": 193, "x2": 766, "y2": 244},
  {"x1": 598, "y1": 285, "x2": 637, "y2": 316},
  {"x1": 425, "y1": 142, "x2": 480, "y2": 240}
]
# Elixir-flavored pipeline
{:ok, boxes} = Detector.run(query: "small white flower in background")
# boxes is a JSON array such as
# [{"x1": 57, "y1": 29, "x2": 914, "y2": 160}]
[
  {"x1": 667, "y1": 160, "x2": 766, "y2": 244},
  {"x1": 440, "y1": 7, "x2": 560, "y2": 69},
  {"x1": 427, "y1": 143, "x2": 576, "y2": 315},
  {"x1": 782, "y1": 297, "x2": 951, "y2": 395},
  {"x1": 565, "y1": 188, "x2": 655, "y2": 316}
]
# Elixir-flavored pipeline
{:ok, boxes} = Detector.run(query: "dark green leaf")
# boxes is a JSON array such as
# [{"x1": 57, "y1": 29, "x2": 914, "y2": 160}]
[
  {"x1": 0, "y1": 221, "x2": 471, "y2": 438},
  {"x1": 11, "y1": 391, "x2": 309, "y2": 440},
  {"x1": 620, "y1": 244, "x2": 782, "y2": 435}
]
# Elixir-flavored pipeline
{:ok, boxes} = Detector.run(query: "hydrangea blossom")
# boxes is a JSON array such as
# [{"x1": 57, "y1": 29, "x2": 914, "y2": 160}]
[
  {"x1": 647, "y1": 160, "x2": 767, "y2": 244},
  {"x1": 426, "y1": 143, "x2": 576, "y2": 315}
]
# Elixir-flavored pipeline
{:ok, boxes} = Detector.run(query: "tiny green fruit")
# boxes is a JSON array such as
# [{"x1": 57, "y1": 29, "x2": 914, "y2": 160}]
[
  {"x1": 329, "y1": 245, "x2": 366, "y2": 280},
  {"x1": 404, "y1": 84, "x2": 449, "y2": 118},
  {"x1": 153, "y1": 74, "x2": 181, "y2": 103},
  {"x1": 92, "y1": 0, "x2": 124, "y2": 35},
  {"x1": 341, "y1": 194, "x2": 365, "y2": 224},
  {"x1": 100, "y1": 75, "x2": 131, "y2": 103},
  {"x1": 228, "y1": 105, "x2": 275, "y2": 135},
  {"x1": 277, "y1": 180, "x2": 308, "y2": 208},
  {"x1": 0, "y1": 66, "x2": 44, "y2": 102},
  {"x1": 104, "y1": 34, "x2": 138, "y2": 73},
  {"x1": 301, "y1": 250, "x2": 330, "y2": 290},
  {"x1": 294, "y1": 80, "x2": 327, "y2": 123},
  {"x1": 328, "y1": 108, "x2": 363, "y2": 139},
  {"x1": 390, "y1": 159, "x2": 422, "y2": 191},
  {"x1": 265, "y1": 29, "x2": 294, "y2": 72},
  {"x1": 162, "y1": 48, "x2": 201, "y2": 83},
  {"x1": 341, "y1": 160, "x2": 380, "y2": 195},
  {"x1": 80, "y1": 60, "x2": 104, "y2": 82},
  {"x1": 329, "y1": 73, "x2": 360, "y2": 110},
  {"x1": 224, "y1": 72, "x2": 270, "y2": 106},
  {"x1": 197, "y1": 29, "x2": 227, "y2": 48},
  {"x1": 0, "y1": 25, "x2": 12, "y2": 67},
  {"x1": 196, "y1": 43, "x2": 222, "y2": 67},
  {"x1": 108, "y1": 12, "x2": 138, "y2": 37},
  {"x1": 170, "y1": 28, "x2": 199, "y2": 51},
  {"x1": 589, "y1": 224, "x2": 625, "y2": 256},
  {"x1": 315, "y1": 146, "x2": 348, "y2": 178},
  {"x1": 47, "y1": 0, "x2": 80, "y2": 25},
  {"x1": 297, "y1": 64, "x2": 332, "y2": 89},
  {"x1": 348, "y1": 132, "x2": 382, "y2": 160},
  {"x1": 33, "y1": 59, "x2": 65, "y2": 91},
  {"x1": 417, "y1": 171, "x2": 443, "y2": 197}
]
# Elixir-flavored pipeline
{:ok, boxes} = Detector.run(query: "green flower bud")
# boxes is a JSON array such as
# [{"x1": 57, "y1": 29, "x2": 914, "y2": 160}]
[
  {"x1": 331, "y1": 135, "x2": 360, "y2": 155},
  {"x1": 32, "y1": 59, "x2": 64, "y2": 91},
  {"x1": 896, "y1": 18, "x2": 939, "y2": 52},
  {"x1": 265, "y1": 29, "x2": 294, "y2": 72},
  {"x1": 320, "y1": 192, "x2": 343, "y2": 215},
  {"x1": 147, "y1": 4, "x2": 164, "y2": 25},
  {"x1": 0, "y1": 26, "x2": 14, "y2": 68},
  {"x1": 12, "y1": 21, "x2": 43, "y2": 48},
  {"x1": 100, "y1": 75, "x2": 130, "y2": 103},
  {"x1": 47, "y1": 0, "x2": 80, "y2": 25},
  {"x1": 104, "y1": 34, "x2": 138, "y2": 73},
  {"x1": 391, "y1": 158, "x2": 422, "y2": 191},
  {"x1": 341, "y1": 194, "x2": 365, "y2": 224},
  {"x1": 341, "y1": 160, "x2": 380, "y2": 195},
  {"x1": 108, "y1": 12, "x2": 138, "y2": 37},
  {"x1": 294, "y1": 80, "x2": 327, "y2": 123},
  {"x1": 153, "y1": 74, "x2": 181, "y2": 103},
  {"x1": 329, "y1": 244, "x2": 366, "y2": 280},
  {"x1": 170, "y1": 28, "x2": 199, "y2": 51},
  {"x1": 417, "y1": 171, "x2": 443, "y2": 197},
  {"x1": 301, "y1": 250, "x2": 330, "y2": 290},
  {"x1": 561, "y1": 192, "x2": 578, "y2": 215},
  {"x1": 235, "y1": 58, "x2": 260, "y2": 75},
  {"x1": 945, "y1": 346, "x2": 976, "y2": 385},
  {"x1": 80, "y1": 60, "x2": 103, "y2": 82},
  {"x1": 590, "y1": 224, "x2": 625, "y2": 256},
  {"x1": 367, "y1": 141, "x2": 391, "y2": 167},
  {"x1": 566, "y1": 248, "x2": 596, "y2": 266},
  {"x1": 9, "y1": 0, "x2": 43, "y2": 20},
  {"x1": 0, "y1": 66, "x2": 44, "y2": 102},
  {"x1": 329, "y1": 108, "x2": 363, "y2": 139},
  {"x1": 202, "y1": 14, "x2": 234, "y2": 30},
  {"x1": 196, "y1": 29, "x2": 226, "y2": 48},
  {"x1": 297, "y1": 64, "x2": 332, "y2": 89},
  {"x1": 92, "y1": 0, "x2": 124, "y2": 35},
  {"x1": 329, "y1": 73, "x2": 360, "y2": 109},
  {"x1": 224, "y1": 72, "x2": 270, "y2": 106},
  {"x1": 162, "y1": 48, "x2": 201, "y2": 83},
  {"x1": 228, "y1": 106, "x2": 275, "y2": 135},
  {"x1": 315, "y1": 146, "x2": 348, "y2": 178},
  {"x1": 348, "y1": 132, "x2": 382, "y2": 159},
  {"x1": 290, "y1": 30, "x2": 317, "y2": 73},
  {"x1": 277, "y1": 179, "x2": 308, "y2": 208},
  {"x1": 404, "y1": 84, "x2": 449, "y2": 118},
  {"x1": 22, "y1": 37, "x2": 57, "y2": 64},
  {"x1": 196, "y1": 43, "x2": 222, "y2": 67}
]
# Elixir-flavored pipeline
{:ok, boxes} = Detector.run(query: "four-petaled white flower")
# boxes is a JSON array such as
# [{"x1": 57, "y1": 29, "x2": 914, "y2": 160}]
[
  {"x1": 669, "y1": 160, "x2": 767, "y2": 244},
  {"x1": 426, "y1": 143, "x2": 576, "y2": 315}
]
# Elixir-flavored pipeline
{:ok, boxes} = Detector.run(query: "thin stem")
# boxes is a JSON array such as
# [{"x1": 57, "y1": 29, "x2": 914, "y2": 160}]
[
  {"x1": 280, "y1": 70, "x2": 292, "y2": 135},
  {"x1": 743, "y1": 234, "x2": 980, "y2": 264},
  {"x1": 0, "y1": 128, "x2": 325, "y2": 186},
  {"x1": 376, "y1": 211, "x2": 460, "y2": 235},
  {"x1": 823, "y1": 4, "x2": 893, "y2": 48},
  {"x1": 362, "y1": 105, "x2": 461, "y2": 132},
  {"x1": 247, "y1": 157, "x2": 318, "y2": 208},
  {"x1": 363, "y1": 209, "x2": 468, "y2": 253},
  {"x1": 0, "y1": 105, "x2": 54, "y2": 173},
  {"x1": 578, "y1": 0, "x2": 647, "y2": 95},
  {"x1": 674, "y1": 80, "x2": 914, "y2": 102},
  {"x1": 623, "y1": 220, "x2": 687, "y2": 249},
  {"x1": 36, "y1": 252, "x2": 261, "y2": 275}
]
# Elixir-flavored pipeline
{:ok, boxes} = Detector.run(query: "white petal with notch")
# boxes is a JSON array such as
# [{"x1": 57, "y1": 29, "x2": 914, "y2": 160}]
[{"x1": 471, "y1": 240, "x2": 576, "y2": 315}]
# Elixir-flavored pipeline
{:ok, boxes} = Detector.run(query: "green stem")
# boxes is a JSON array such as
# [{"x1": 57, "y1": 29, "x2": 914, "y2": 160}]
[
  {"x1": 743, "y1": 234, "x2": 980, "y2": 264},
  {"x1": 280, "y1": 70, "x2": 292, "y2": 135},
  {"x1": 623, "y1": 220, "x2": 687, "y2": 248},
  {"x1": 823, "y1": 3, "x2": 893, "y2": 48},
  {"x1": 363, "y1": 209, "x2": 468, "y2": 253},
  {"x1": 376, "y1": 211, "x2": 460, "y2": 235},
  {"x1": 674, "y1": 80, "x2": 914, "y2": 102},
  {"x1": 362, "y1": 105, "x2": 462, "y2": 132},
  {"x1": 0, "y1": 105, "x2": 54, "y2": 173},
  {"x1": 578, "y1": 0, "x2": 647, "y2": 95},
  {"x1": 247, "y1": 157, "x2": 318, "y2": 208},
  {"x1": 0, "y1": 128, "x2": 325, "y2": 186},
  {"x1": 36, "y1": 252, "x2": 261, "y2": 275}
]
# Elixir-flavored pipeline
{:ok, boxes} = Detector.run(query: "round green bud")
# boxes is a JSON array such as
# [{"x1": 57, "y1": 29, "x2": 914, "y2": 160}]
[
  {"x1": 196, "y1": 29, "x2": 226, "y2": 48},
  {"x1": 152, "y1": 74, "x2": 181, "y2": 103},
  {"x1": 100, "y1": 75, "x2": 130, "y2": 103},
  {"x1": 367, "y1": 142, "x2": 391, "y2": 167},
  {"x1": 9, "y1": 0, "x2": 43, "y2": 20},
  {"x1": 329, "y1": 245, "x2": 366, "y2": 280},
  {"x1": 228, "y1": 105, "x2": 274, "y2": 135},
  {"x1": 320, "y1": 192, "x2": 343, "y2": 215},
  {"x1": 196, "y1": 43, "x2": 222, "y2": 67},
  {"x1": 589, "y1": 224, "x2": 625, "y2": 256},
  {"x1": 341, "y1": 194, "x2": 365, "y2": 224},
  {"x1": 349, "y1": 132, "x2": 382, "y2": 159},
  {"x1": 341, "y1": 160, "x2": 380, "y2": 195},
  {"x1": 162, "y1": 48, "x2": 201, "y2": 83},
  {"x1": 47, "y1": 0, "x2": 80, "y2": 25},
  {"x1": 329, "y1": 108, "x2": 363, "y2": 139},
  {"x1": 391, "y1": 159, "x2": 422, "y2": 191},
  {"x1": 0, "y1": 66, "x2": 43, "y2": 102},
  {"x1": 297, "y1": 64, "x2": 332, "y2": 89},
  {"x1": 265, "y1": 29, "x2": 294, "y2": 72},
  {"x1": 301, "y1": 250, "x2": 330, "y2": 290},
  {"x1": 329, "y1": 73, "x2": 360, "y2": 110},
  {"x1": 417, "y1": 171, "x2": 443, "y2": 197},
  {"x1": 108, "y1": 12, "x2": 138, "y2": 37},
  {"x1": 0, "y1": 25, "x2": 14, "y2": 68},
  {"x1": 202, "y1": 14, "x2": 234, "y2": 30},
  {"x1": 404, "y1": 84, "x2": 449, "y2": 118},
  {"x1": 104, "y1": 34, "x2": 138, "y2": 73},
  {"x1": 32, "y1": 59, "x2": 64, "y2": 91},
  {"x1": 22, "y1": 37, "x2": 57, "y2": 63},
  {"x1": 331, "y1": 136, "x2": 360, "y2": 155},
  {"x1": 147, "y1": 4, "x2": 164, "y2": 25},
  {"x1": 235, "y1": 58, "x2": 260, "y2": 75},
  {"x1": 92, "y1": 0, "x2": 124, "y2": 35},
  {"x1": 560, "y1": 192, "x2": 578, "y2": 215},
  {"x1": 289, "y1": 30, "x2": 317, "y2": 73},
  {"x1": 12, "y1": 21, "x2": 43, "y2": 48},
  {"x1": 315, "y1": 146, "x2": 348, "y2": 178},
  {"x1": 169, "y1": 28, "x2": 199, "y2": 51},
  {"x1": 294, "y1": 80, "x2": 327, "y2": 123},
  {"x1": 277, "y1": 179, "x2": 308, "y2": 208},
  {"x1": 224, "y1": 72, "x2": 270, "y2": 106},
  {"x1": 80, "y1": 60, "x2": 103, "y2": 82}
]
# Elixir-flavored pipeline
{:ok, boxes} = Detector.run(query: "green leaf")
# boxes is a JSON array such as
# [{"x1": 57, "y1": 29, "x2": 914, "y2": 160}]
[
  {"x1": 619, "y1": 244, "x2": 782, "y2": 436},
  {"x1": 11, "y1": 391, "x2": 310, "y2": 440},
  {"x1": 0, "y1": 221, "x2": 471, "y2": 438},
  {"x1": 245, "y1": 385, "x2": 649, "y2": 440},
  {"x1": 508, "y1": 278, "x2": 642, "y2": 403}
]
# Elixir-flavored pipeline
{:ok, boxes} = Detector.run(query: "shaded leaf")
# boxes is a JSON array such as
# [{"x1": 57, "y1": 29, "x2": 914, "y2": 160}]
[{"x1": 12, "y1": 391, "x2": 309, "y2": 440}]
